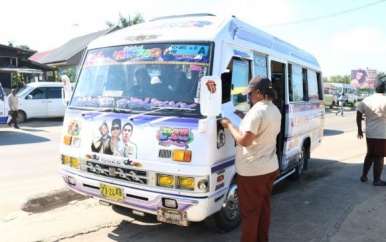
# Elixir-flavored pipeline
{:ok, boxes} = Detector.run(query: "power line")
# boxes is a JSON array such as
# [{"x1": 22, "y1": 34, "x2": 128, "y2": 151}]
[{"x1": 263, "y1": 0, "x2": 386, "y2": 27}]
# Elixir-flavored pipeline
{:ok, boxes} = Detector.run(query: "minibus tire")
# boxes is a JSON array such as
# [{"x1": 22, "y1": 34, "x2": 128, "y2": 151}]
[
  {"x1": 288, "y1": 146, "x2": 307, "y2": 181},
  {"x1": 204, "y1": 178, "x2": 241, "y2": 233}
]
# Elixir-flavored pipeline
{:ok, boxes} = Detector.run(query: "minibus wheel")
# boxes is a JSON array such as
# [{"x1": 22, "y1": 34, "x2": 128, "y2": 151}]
[
  {"x1": 204, "y1": 178, "x2": 241, "y2": 233},
  {"x1": 289, "y1": 145, "x2": 307, "y2": 181}
]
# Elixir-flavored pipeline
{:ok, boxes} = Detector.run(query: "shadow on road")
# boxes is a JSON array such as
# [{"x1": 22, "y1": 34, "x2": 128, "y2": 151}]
[
  {"x1": 324, "y1": 129, "x2": 344, "y2": 136},
  {"x1": 0, "y1": 131, "x2": 50, "y2": 145}
]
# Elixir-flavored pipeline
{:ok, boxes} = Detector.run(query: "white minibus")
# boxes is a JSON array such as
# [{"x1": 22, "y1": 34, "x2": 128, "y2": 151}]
[
  {"x1": 59, "y1": 13, "x2": 324, "y2": 232},
  {"x1": 323, "y1": 83, "x2": 357, "y2": 106}
]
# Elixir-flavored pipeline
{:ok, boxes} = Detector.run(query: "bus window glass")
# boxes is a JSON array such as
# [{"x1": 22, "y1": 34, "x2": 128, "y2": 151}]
[
  {"x1": 291, "y1": 64, "x2": 303, "y2": 102},
  {"x1": 307, "y1": 70, "x2": 319, "y2": 101},
  {"x1": 231, "y1": 59, "x2": 250, "y2": 111},
  {"x1": 253, "y1": 53, "x2": 267, "y2": 76}
]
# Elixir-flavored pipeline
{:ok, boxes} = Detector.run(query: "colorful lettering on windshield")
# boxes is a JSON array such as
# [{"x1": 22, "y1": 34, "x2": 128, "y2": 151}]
[
  {"x1": 157, "y1": 127, "x2": 194, "y2": 148},
  {"x1": 85, "y1": 45, "x2": 210, "y2": 65},
  {"x1": 117, "y1": 97, "x2": 197, "y2": 110}
]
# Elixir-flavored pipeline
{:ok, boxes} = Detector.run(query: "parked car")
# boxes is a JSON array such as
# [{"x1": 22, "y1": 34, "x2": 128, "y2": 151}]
[{"x1": 15, "y1": 82, "x2": 66, "y2": 123}]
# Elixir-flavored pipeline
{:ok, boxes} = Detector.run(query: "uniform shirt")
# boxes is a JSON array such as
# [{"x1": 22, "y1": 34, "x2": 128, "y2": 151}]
[
  {"x1": 8, "y1": 94, "x2": 18, "y2": 111},
  {"x1": 236, "y1": 100, "x2": 281, "y2": 176},
  {"x1": 357, "y1": 93, "x2": 386, "y2": 139}
]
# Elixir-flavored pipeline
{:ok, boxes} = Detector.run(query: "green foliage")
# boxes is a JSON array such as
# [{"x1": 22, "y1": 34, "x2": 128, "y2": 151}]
[
  {"x1": 106, "y1": 13, "x2": 145, "y2": 28},
  {"x1": 323, "y1": 75, "x2": 351, "y2": 84},
  {"x1": 7, "y1": 41, "x2": 37, "y2": 53},
  {"x1": 11, "y1": 73, "x2": 25, "y2": 88},
  {"x1": 15, "y1": 45, "x2": 37, "y2": 53},
  {"x1": 376, "y1": 71, "x2": 386, "y2": 81},
  {"x1": 60, "y1": 68, "x2": 77, "y2": 83},
  {"x1": 325, "y1": 71, "x2": 386, "y2": 84}
]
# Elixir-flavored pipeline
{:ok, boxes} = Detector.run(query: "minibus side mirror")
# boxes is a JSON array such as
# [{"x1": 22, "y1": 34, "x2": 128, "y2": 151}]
[{"x1": 200, "y1": 76, "x2": 222, "y2": 117}]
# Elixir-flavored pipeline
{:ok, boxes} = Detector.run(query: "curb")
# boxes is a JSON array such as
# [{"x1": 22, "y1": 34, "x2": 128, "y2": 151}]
[{"x1": 20, "y1": 187, "x2": 87, "y2": 212}]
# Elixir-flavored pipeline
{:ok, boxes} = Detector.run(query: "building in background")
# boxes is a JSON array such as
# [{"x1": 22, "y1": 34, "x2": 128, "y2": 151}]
[
  {"x1": 33, "y1": 26, "x2": 119, "y2": 83},
  {"x1": 0, "y1": 44, "x2": 56, "y2": 90}
]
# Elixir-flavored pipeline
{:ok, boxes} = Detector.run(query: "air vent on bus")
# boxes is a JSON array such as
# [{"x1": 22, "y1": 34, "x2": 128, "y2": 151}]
[{"x1": 159, "y1": 149, "x2": 172, "y2": 158}]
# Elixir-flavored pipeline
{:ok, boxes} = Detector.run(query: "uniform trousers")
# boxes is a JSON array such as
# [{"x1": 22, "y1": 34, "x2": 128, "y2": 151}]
[{"x1": 237, "y1": 169, "x2": 279, "y2": 242}]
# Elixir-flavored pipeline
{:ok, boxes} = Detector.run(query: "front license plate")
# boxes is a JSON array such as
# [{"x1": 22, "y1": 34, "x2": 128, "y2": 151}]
[
  {"x1": 156, "y1": 207, "x2": 188, "y2": 226},
  {"x1": 100, "y1": 183, "x2": 123, "y2": 200}
]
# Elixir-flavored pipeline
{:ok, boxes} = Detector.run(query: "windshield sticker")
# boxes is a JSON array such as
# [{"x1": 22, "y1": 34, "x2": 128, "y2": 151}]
[
  {"x1": 117, "y1": 97, "x2": 197, "y2": 110},
  {"x1": 157, "y1": 127, "x2": 193, "y2": 148},
  {"x1": 108, "y1": 45, "x2": 209, "y2": 63}
]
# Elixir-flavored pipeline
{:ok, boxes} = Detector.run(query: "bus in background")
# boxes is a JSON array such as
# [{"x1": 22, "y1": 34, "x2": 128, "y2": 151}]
[
  {"x1": 0, "y1": 82, "x2": 10, "y2": 124},
  {"x1": 59, "y1": 13, "x2": 324, "y2": 232},
  {"x1": 323, "y1": 83, "x2": 334, "y2": 108},
  {"x1": 323, "y1": 83, "x2": 358, "y2": 107}
]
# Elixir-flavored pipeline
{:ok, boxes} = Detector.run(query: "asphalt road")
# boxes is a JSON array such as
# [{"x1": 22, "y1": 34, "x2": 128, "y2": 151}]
[{"x1": 2, "y1": 110, "x2": 372, "y2": 242}]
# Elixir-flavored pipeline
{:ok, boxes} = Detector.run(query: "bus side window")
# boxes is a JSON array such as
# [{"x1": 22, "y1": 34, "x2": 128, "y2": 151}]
[{"x1": 221, "y1": 72, "x2": 232, "y2": 103}]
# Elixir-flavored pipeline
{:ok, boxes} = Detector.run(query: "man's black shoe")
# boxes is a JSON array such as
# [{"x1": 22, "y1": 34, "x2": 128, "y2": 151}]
[
  {"x1": 8, "y1": 123, "x2": 11, "y2": 127},
  {"x1": 14, "y1": 126, "x2": 20, "y2": 129}
]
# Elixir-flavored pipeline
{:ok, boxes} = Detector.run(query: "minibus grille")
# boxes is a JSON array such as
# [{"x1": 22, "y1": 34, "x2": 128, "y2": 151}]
[
  {"x1": 159, "y1": 149, "x2": 172, "y2": 158},
  {"x1": 85, "y1": 161, "x2": 148, "y2": 185}
]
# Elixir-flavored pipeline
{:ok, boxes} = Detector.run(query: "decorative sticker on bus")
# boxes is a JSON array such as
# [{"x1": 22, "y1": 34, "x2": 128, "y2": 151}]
[
  {"x1": 88, "y1": 119, "x2": 138, "y2": 159},
  {"x1": 84, "y1": 44, "x2": 211, "y2": 66},
  {"x1": 156, "y1": 127, "x2": 193, "y2": 148},
  {"x1": 205, "y1": 80, "x2": 217, "y2": 93}
]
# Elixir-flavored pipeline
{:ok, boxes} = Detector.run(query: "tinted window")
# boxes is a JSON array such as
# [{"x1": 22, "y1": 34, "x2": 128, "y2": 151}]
[
  {"x1": 30, "y1": 88, "x2": 46, "y2": 99},
  {"x1": 47, "y1": 87, "x2": 62, "y2": 99}
]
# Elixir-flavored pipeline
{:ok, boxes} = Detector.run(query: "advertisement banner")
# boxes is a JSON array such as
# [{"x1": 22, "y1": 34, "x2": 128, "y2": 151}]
[{"x1": 350, "y1": 69, "x2": 377, "y2": 89}]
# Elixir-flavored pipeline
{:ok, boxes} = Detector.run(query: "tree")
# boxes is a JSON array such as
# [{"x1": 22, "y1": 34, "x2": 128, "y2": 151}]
[
  {"x1": 106, "y1": 13, "x2": 145, "y2": 28},
  {"x1": 323, "y1": 75, "x2": 351, "y2": 84},
  {"x1": 7, "y1": 41, "x2": 37, "y2": 53},
  {"x1": 376, "y1": 71, "x2": 386, "y2": 81}
]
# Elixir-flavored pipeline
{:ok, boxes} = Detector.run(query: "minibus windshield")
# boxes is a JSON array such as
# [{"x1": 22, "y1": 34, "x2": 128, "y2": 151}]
[{"x1": 70, "y1": 43, "x2": 212, "y2": 115}]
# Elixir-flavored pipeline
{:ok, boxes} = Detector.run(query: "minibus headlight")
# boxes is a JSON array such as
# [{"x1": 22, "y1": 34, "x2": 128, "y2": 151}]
[
  {"x1": 158, "y1": 174, "x2": 174, "y2": 188},
  {"x1": 178, "y1": 177, "x2": 195, "y2": 190},
  {"x1": 70, "y1": 158, "x2": 79, "y2": 168},
  {"x1": 172, "y1": 150, "x2": 191, "y2": 162},
  {"x1": 62, "y1": 155, "x2": 70, "y2": 165}
]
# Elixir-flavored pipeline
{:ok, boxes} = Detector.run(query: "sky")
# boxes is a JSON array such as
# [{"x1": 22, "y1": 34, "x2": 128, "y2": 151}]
[{"x1": 1, "y1": 0, "x2": 386, "y2": 77}]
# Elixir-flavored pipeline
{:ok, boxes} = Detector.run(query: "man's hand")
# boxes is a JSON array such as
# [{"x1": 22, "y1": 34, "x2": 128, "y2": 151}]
[{"x1": 357, "y1": 130, "x2": 364, "y2": 139}]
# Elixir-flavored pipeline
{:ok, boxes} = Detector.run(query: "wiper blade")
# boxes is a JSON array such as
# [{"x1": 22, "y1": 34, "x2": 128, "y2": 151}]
[
  {"x1": 129, "y1": 106, "x2": 196, "y2": 120},
  {"x1": 112, "y1": 108, "x2": 133, "y2": 113}
]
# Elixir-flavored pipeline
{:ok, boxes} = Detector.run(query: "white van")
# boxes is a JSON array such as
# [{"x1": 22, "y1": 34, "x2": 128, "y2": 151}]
[{"x1": 15, "y1": 82, "x2": 66, "y2": 122}]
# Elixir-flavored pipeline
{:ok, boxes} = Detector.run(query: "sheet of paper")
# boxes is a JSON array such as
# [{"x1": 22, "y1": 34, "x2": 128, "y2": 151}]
[{"x1": 221, "y1": 102, "x2": 241, "y2": 127}]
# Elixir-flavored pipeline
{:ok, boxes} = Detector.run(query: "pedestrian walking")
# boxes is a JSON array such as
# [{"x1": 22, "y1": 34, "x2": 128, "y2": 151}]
[
  {"x1": 336, "y1": 92, "x2": 345, "y2": 116},
  {"x1": 357, "y1": 81, "x2": 386, "y2": 186},
  {"x1": 7, "y1": 89, "x2": 20, "y2": 129},
  {"x1": 220, "y1": 76, "x2": 281, "y2": 242}
]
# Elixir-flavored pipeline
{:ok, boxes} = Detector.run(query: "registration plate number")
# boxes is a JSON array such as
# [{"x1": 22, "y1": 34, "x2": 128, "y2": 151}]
[
  {"x1": 156, "y1": 207, "x2": 188, "y2": 226},
  {"x1": 100, "y1": 183, "x2": 123, "y2": 200}
]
